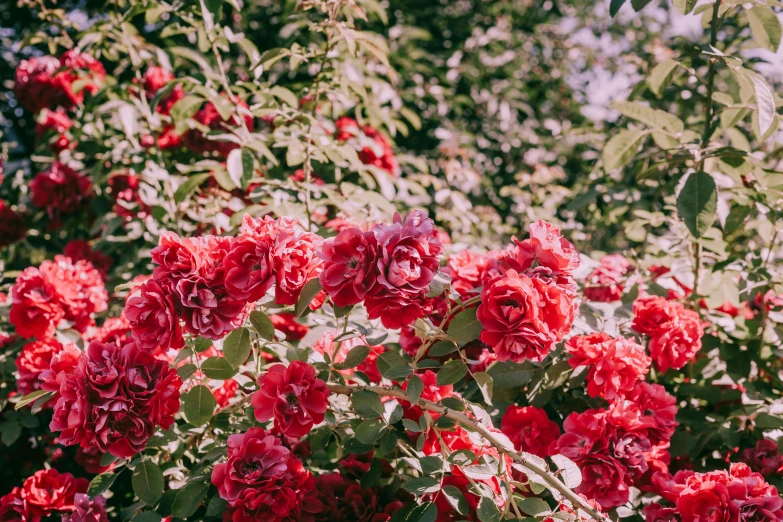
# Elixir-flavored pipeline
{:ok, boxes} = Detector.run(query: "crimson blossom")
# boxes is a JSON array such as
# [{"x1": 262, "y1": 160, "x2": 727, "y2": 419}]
[
  {"x1": 584, "y1": 254, "x2": 633, "y2": 302},
  {"x1": 44, "y1": 339, "x2": 181, "y2": 458},
  {"x1": 0, "y1": 469, "x2": 94, "y2": 522},
  {"x1": 14, "y1": 51, "x2": 105, "y2": 113},
  {"x1": 0, "y1": 200, "x2": 26, "y2": 247},
  {"x1": 29, "y1": 162, "x2": 92, "y2": 224},
  {"x1": 632, "y1": 296, "x2": 704, "y2": 372},
  {"x1": 251, "y1": 361, "x2": 330, "y2": 438},
  {"x1": 211, "y1": 428, "x2": 322, "y2": 522}
]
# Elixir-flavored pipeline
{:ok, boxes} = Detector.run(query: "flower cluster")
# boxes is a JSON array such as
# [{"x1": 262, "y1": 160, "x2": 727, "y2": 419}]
[
  {"x1": 477, "y1": 220, "x2": 580, "y2": 362},
  {"x1": 0, "y1": 469, "x2": 107, "y2": 522},
  {"x1": 646, "y1": 463, "x2": 783, "y2": 521},
  {"x1": 15, "y1": 337, "x2": 64, "y2": 396},
  {"x1": 14, "y1": 51, "x2": 105, "y2": 114},
  {"x1": 501, "y1": 405, "x2": 561, "y2": 457},
  {"x1": 584, "y1": 254, "x2": 633, "y2": 302},
  {"x1": 318, "y1": 210, "x2": 443, "y2": 329},
  {"x1": 550, "y1": 381, "x2": 678, "y2": 509},
  {"x1": 211, "y1": 428, "x2": 322, "y2": 522},
  {"x1": 566, "y1": 333, "x2": 651, "y2": 400},
  {"x1": 312, "y1": 472, "x2": 405, "y2": 522},
  {"x1": 125, "y1": 214, "x2": 322, "y2": 347},
  {"x1": 632, "y1": 296, "x2": 704, "y2": 372},
  {"x1": 43, "y1": 339, "x2": 181, "y2": 458},
  {"x1": 9, "y1": 256, "x2": 108, "y2": 339}
]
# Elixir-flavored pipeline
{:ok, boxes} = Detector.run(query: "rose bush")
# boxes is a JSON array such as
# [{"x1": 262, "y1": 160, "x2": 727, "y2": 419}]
[{"x1": 1, "y1": 0, "x2": 783, "y2": 521}]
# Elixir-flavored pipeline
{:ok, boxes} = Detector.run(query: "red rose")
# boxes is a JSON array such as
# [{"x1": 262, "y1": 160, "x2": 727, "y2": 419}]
[
  {"x1": 36, "y1": 108, "x2": 73, "y2": 151},
  {"x1": 212, "y1": 379, "x2": 239, "y2": 408},
  {"x1": 583, "y1": 336, "x2": 650, "y2": 401},
  {"x1": 319, "y1": 227, "x2": 379, "y2": 307},
  {"x1": 477, "y1": 269, "x2": 576, "y2": 363},
  {"x1": 14, "y1": 55, "x2": 64, "y2": 112},
  {"x1": 269, "y1": 313, "x2": 309, "y2": 341},
  {"x1": 741, "y1": 439, "x2": 783, "y2": 477},
  {"x1": 365, "y1": 292, "x2": 432, "y2": 330},
  {"x1": 647, "y1": 308, "x2": 703, "y2": 372},
  {"x1": 183, "y1": 99, "x2": 254, "y2": 157},
  {"x1": 550, "y1": 409, "x2": 611, "y2": 461},
  {"x1": 15, "y1": 337, "x2": 64, "y2": 395},
  {"x1": 141, "y1": 66, "x2": 174, "y2": 93},
  {"x1": 86, "y1": 315, "x2": 131, "y2": 345},
  {"x1": 150, "y1": 232, "x2": 202, "y2": 281},
  {"x1": 584, "y1": 254, "x2": 633, "y2": 302},
  {"x1": 574, "y1": 454, "x2": 630, "y2": 509},
  {"x1": 251, "y1": 361, "x2": 329, "y2": 438},
  {"x1": 272, "y1": 230, "x2": 323, "y2": 306},
  {"x1": 676, "y1": 475, "x2": 733, "y2": 522},
  {"x1": 41, "y1": 256, "x2": 108, "y2": 333},
  {"x1": 565, "y1": 332, "x2": 613, "y2": 367},
  {"x1": 651, "y1": 470, "x2": 696, "y2": 503},
  {"x1": 40, "y1": 342, "x2": 82, "y2": 394},
  {"x1": 211, "y1": 428, "x2": 321, "y2": 522},
  {"x1": 178, "y1": 280, "x2": 248, "y2": 340},
  {"x1": 49, "y1": 339, "x2": 182, "y2": 458},
  {"x1": 9, "y1": 266, "x2": 64, "y2": 339},
  {"x1": 612, "y1": 430, "x2": 652, "y2": 478},
  {"x1": 108, "y1": 172, "x2": 149, "y2": 219},
  {"x1": 500, "y1": 405, "x2": 560, "y2": 457},
  {"x1": 21, "y1": 469, "x2": 88, "y2": 520},
  {"x1": 62, "y1": 493, "x2": 109, "y2": 522},
  {"x1": 734, "y1": 496, "x2": 783, "y2": 521},
  {"x1": 443, "y1": 250, "x2": 495, "y2": 298},
  {"x1": 30, "y1": 162, "x2": 91, "y2": 220},
  {"x1": 57, "y1": 51, "x2": 106, "y2": 106},
  {"x1": 0, "y1": 487, "x2": 27, "y2": 522},
  {"x1": 608, "y1": 382, "x2": 678, "y2": 445},
  {"x1": 501, "y1": 220, "x2": 580, "y2": 276},
  {"x1": 0, "y1": 200, "x2": 26, "y2": 247},
  {"x1": 631, "y1": 296, "x2": 680, "y2": 337},
  {"x1": 224, "y1": 236, "x2": 274, "y2": 302},
  {"x1": 643, "y1": 503, "x2": 678, "y2": 522},
  {"x1": 125, "y1": 279, "x2": 184, "y2": 351}
]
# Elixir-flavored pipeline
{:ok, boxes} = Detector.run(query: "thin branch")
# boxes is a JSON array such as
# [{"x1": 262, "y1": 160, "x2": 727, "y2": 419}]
[{"x1": 326, "y1": 383, "x2": 608, "y2": 521}]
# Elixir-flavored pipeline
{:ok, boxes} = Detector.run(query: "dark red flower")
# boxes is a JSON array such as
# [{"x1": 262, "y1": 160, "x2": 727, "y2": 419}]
[
  {"x1": 741, "y1": 439, "x2": 783, "y2": 477},
  {"x1": 251, "y1": 361, "x2": 329, "y2": 438},
  {"x1": 125, "y1": 279, "x2": 184, "y2": 351},
  {"x1": 30, "y1": 162, "x2": 91, "y2": 220},
  {"x1": 574, "y1": 454, "x2": 630, "y2": 509},
  {"x1": 183, "y1": 99, "x2": 254, "y2": 157},
  {"x1": 608, "y1": 382, "x2": 678, "y2": 445},
  {"x1": 0, "y1": 200, "x2": 26, "y2": 247},
  {"x1": 108, "y1": 172, "x2": 149, "y2": 219},
  {"x1": 319, "y1": 227, "x2": 379, "y2": 307},
  {"x1": 48, "y1": 339, "x2": 182, "y2": 458},
  {"x1": 500, "y1": 405, "x2": 560, "y2": 457},
  {"x1": 643, "y1": 503, "x2": 678, "y2": 522},
  {"x1": 22, "y1": 469, "x2": 88, "y2": 520},
  {"x1": 224, "y1": 236, "x2": 274, "y2": 302},
  {"x1": 14, "y1": 55, "x2": 64, "y2": 113},
  {"x1": 550, "y1": 409, "x2": 611, "y2": 461},
  {"x1": 62, "y1": 494, "x2": 108, "y2": 522}
]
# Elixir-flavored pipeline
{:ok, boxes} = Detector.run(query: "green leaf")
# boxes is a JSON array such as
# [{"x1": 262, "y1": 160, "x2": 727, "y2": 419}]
[
  {"x1": 442, "y1": 485, "x2": 469, "y2": 515},
  {"x1": 447, "y1": 308, "x2": 482, "y2": 345},
  {"x1": 518, "y1": 497, "x2": 551, "y2": 517},
  {"x1": 171, "y1": 482, "x2": 209, "y2": 519},
  {"x1": 429, "y1": 341, "x2": 458, "y2": 356},
  {"x1": 88, "y1": 472, "x2": 118, "y2": 497},
  {"x1": 612, "y1": 101, "x2": 683, "y2": 133},
  {"x1": 335, "y1": 345, "x2": 371, "y2": 370},
  {"x1": 295, "y1": 278, "x2": 322, "y2": 317},
  {"x1": 170, "y1": 95, "x2": 204, "y2": 125},
  {"x1": 677, "y1": 171, "x2": 717, "y2": 238},
  {"x1": 352, "y1": 390, "x2": 385, "y2": 418},
  {"x1": 248, "y1": 311, "x2": 275, "y2": 341},
  {"x1": 724, "y1": 205, "x2": 751, "y2": 235},
  {"x1": 222, "y1": 327, "x2": 251, "y2": 368},
  {"x1": 602, "y1": 129, "x2": 647, "y2": 171},
  {"x1": 747, "y1": 6, "x2": 782, "y2": 52},
  {"x1": 194, "y1": 337, "x2": 213, "y2": 353},
  {"x1": 437, "y1": 360, "x2": 468, "y2": 386},
  {"x1": 672, "y1": 0, "x2": 698, "y2": 15},
  {"x1": 182, "y1": 385, "x2": 216, "y2": 426},
  {"x1": 355, "y1": 418, "x2": 387, "y2": 444},
  {"x1": 14, "y1": 390, "x2": 53, "y2": 410},
  {"x1": 609, "y1": 0, "x2": 626, "y2": 17},
  {"x1": 403, "y1": 477, "x2": 440, "y2": 495},
  {"x1": 226, "y1": 148, "x2": 255, "y2": 191},
  {"x1": 133, "y1": 512, "x2": 162, "y2": 522},
  {"x1": 647, "y1": 59, "x2": 680, "y2": 97},
  {"x1": 201, "y1": 357, "x2": 237, "y2": 380},
  {"x1": 750, "y1": 74, "x2": 776, "y2": 138},
  {"x1": 406, "y1": 374, "x2": 423, "y2": 403},
  {"x1": 473, "y1": 372, "x2": 493, "y2": 404},
  {"x1": 132, "y1": 461, "x2": 164, "y2": 506},
  {"x1": 477, "y1": 497, "x2": 501, "y2": 522},
  {"x1": 551, "y1": 454, "x2": 582, "y2": 488},
  {"x1": 174, "y1": 173, "x2": 211, "y2": 204},
  {"x1": 0, "y1": 421, "x2": 20, "y2": 446},
  {"x1": 205, "y1": 496, "x2": 228, "y2": 518},
  {"x1": 177, "y1": 364, "x2": 197, "y2": 380},
  {"x1": 631, "y1": 0, "x2": 653, "y2": 10},
  {"x1": 487, "y1": 361, "x2": 534, "y2": 389},
  {"x1": 377, "y1": 351, "x2": 412, "y2": 380},
  {"x1": 755, "y1": 412, "x2": 783, "y2": 429}
]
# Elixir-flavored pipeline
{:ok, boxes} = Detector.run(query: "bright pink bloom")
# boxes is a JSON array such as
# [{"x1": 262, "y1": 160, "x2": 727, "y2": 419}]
[{"x1": 584, "y1": 254, "x2": 633, "y2": 302}]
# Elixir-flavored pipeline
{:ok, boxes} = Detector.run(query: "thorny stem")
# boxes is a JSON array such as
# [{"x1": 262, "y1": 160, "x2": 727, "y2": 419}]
[{"x1": 326, "y1": 383, "x2": 608, "y2": 521}]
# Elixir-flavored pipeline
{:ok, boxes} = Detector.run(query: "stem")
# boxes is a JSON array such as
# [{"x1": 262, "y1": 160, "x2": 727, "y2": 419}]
[
  {"x1": 698, "y1": 0, "x2": 721, "y2": 172},
  {"x1": 327, "y1": 383, "x2": 608, "y2": 521}
]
